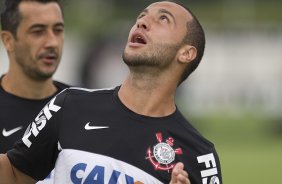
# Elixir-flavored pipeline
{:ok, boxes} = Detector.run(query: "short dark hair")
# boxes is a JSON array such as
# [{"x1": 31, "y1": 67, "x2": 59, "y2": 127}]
[
  {"x1": 166, "y1": 1, "x2": 205, "y2": 85},
  {"x1": 0, "y1": 0, "x2": 63, "y2": 38}
]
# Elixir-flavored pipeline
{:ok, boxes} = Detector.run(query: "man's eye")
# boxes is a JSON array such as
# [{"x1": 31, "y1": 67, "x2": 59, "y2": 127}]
[
  {"x1": 32, "y1": 30, "x2": 43, "y2": 35},
  {"x1": 54, "y1": 28, "x2": 64, "y2": 34},
  {"x1": 160, "y1": 15, "x2": 169, "y2": 22}
]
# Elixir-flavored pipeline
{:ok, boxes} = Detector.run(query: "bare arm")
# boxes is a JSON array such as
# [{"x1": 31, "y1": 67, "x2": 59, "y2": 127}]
[
  {"x1": 0, "y1": 154, "x2": 36, "y2": 184},
  {"x1": 170, "y1": 162, "x2": 191, "y2": 184}
]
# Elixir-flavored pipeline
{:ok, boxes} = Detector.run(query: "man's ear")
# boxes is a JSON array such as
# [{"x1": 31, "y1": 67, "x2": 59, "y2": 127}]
[
  {"x1": 178, "y1": 45, "x2": 197, "y2": 64},
  {"x1": 1, "y1": 31, "x2": 15, "y2": 52}
]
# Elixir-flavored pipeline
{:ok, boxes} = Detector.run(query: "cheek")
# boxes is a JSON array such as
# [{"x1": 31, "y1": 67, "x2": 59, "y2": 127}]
[
  {"x1": 14, "y1": 42, "x2": 28, "y2": 54},
  {"x1": 17, "y1": 43, "x2": 38, "y2": 60},
  {"x1": 26, "y1": 41, "x2": 43, "y2": 57},
  {"x1": 58, "y1": 35, "x2": 64, "y2": 46},
  {"x1": 152, "y1": 30, "x2": 175, "y2": 43}
]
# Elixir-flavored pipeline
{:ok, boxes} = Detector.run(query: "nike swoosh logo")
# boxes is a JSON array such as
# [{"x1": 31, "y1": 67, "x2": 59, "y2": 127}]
[
  {"x1": 2, "y1": 126, "x2": 23, "y2": 137},
  {"x1": 84, "y1": 122, "x2": 109, "y2": 130}
]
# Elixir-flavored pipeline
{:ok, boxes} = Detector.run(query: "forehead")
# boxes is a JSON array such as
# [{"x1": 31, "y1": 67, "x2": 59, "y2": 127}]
[
  {"x1": 146, "y1": 1, "x2": 192, "y2": 22},
  {"x1": 18, "y1": 2, "x2": 63, "y2": 25}
]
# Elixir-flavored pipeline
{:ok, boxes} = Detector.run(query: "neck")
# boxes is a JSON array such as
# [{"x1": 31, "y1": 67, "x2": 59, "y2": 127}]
[
  {"x1": 118, "y1": 73, "x2": 177, "y2": 117},
  {"x1": 1, "y1": 74, "x2": 57, "y2": 100}
]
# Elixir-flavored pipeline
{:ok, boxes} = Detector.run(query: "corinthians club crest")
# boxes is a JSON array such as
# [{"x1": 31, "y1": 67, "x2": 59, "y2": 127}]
[{"x1": 146, "y1": 132, "x2": 183, "y2": 172}]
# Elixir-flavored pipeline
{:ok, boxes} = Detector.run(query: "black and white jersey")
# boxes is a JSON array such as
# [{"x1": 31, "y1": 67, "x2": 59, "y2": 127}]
[{"x1": 7, "y1": 86, "x2": 222, "y2": 184}]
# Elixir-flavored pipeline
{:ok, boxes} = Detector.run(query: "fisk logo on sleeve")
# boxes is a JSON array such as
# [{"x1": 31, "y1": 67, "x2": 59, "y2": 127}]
[
  {"x1": 197, "y1": 153, "x2": 220, "y2": 184},
  {"x1": 22, "y1": 97, "x2": 61, "y2": 147}
]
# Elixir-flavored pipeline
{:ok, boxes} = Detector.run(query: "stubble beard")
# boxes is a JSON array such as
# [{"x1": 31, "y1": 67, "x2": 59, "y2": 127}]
[
  {"x1": 122, "y1": 42, "x2": 181, "y2": 71},
  {"x1": 16, "y1": 56, "x2": 57, "y2": 82}
]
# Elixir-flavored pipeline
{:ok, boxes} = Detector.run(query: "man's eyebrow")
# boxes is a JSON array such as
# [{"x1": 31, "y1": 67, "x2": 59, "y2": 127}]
[
  {"x1": 29, "y1": 24, "x2": 46, "y2": 30},
  {"x1": 28, "y1": 22, "x2": 64, "y2": 30},
  {"x1": 138, "y1": 8, "x2": 148, "y2": 17},
  {"x1": 138, "y1": 8, "x2": 176, "y2": 24},
  {"x1": 159, "y1": 8, "x2": 176, "y2": 24},
  {"x1": 54, "y1": 22, "x2": 64, "y2": 27}
]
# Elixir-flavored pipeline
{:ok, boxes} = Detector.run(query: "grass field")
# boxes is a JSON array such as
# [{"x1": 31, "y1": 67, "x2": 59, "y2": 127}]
[{"x1": 189, "y1": 111, "x2": 282, "y2": 184}]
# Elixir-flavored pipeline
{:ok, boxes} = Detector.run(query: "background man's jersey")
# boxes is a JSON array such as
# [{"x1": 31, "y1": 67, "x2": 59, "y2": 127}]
[
  {"x1": 7, "y1": 86, "x2": 222, "y2": 184},
  {"x1": 0, "y1": 77, "x2": 69, "y2": 183}
]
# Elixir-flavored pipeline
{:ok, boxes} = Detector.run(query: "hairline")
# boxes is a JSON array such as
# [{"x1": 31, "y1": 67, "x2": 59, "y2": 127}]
[{"x1": 1, "y1": 0, "x2": 64, "y2": 39}]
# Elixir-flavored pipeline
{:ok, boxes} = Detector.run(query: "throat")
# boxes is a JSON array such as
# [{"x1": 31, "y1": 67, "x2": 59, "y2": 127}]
[{"x1": 118, "y1": 83, "x2": 176, "y2": 117}]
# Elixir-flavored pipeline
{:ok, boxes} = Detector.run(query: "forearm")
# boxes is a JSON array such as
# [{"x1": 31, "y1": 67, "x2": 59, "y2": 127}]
[{"x1": 0, "y1": 154, "x2": 35, "y2": 184}]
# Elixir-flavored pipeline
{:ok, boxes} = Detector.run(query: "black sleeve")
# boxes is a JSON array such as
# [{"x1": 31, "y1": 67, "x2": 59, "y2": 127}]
[
  {"x1": 196, "y1": 146, "x2": 223, "y2": 184},
  {"x1": 7, "y1": 89, "x2": 68, "y2": 180},
  {"x1": 213, "y1": 146, "x2": 223, "y2": 183}
]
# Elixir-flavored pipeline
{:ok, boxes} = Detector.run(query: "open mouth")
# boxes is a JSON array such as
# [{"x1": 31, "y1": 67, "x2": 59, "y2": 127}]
[{"x1": 131, "y1": 33, "x2": 147, "y2": 44}]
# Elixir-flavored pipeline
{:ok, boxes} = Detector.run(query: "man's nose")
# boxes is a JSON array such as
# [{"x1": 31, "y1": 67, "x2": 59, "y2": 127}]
[
  {"x1": 136, "y1": 17, "x2": 151, "y2": 31},
  {"x1": 45, "y1": 31, "x2": 59, "y2": 48}
]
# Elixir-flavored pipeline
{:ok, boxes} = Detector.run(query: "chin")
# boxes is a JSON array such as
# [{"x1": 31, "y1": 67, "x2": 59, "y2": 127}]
[{"x1": 36, "y1": 70, "x2": 56, "y2": 79}]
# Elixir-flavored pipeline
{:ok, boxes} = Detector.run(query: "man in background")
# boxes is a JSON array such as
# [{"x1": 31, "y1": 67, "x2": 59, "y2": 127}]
[{"x1": 0, "y1": 0, "x2": 69, "y2": 183}]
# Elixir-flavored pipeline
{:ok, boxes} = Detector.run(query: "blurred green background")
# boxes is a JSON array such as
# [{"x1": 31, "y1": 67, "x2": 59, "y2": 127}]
[{"x1": 1, "y1": 0, "x2": 282, "y2": 183}]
